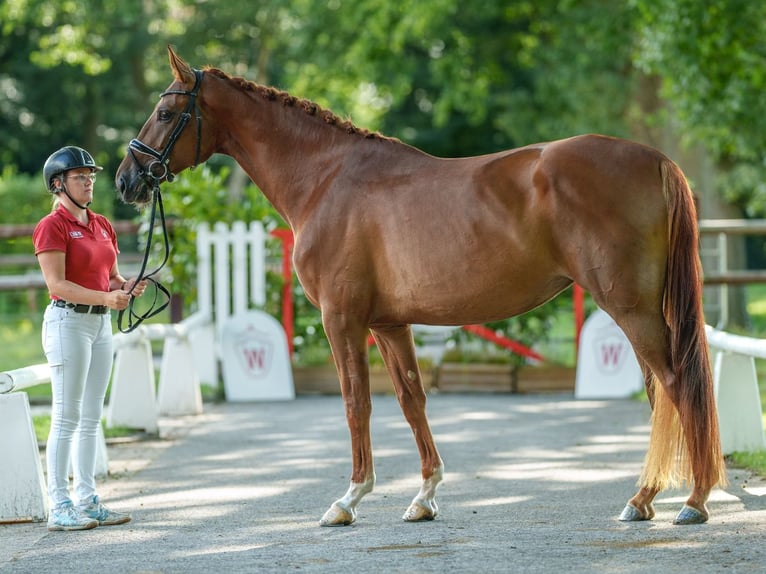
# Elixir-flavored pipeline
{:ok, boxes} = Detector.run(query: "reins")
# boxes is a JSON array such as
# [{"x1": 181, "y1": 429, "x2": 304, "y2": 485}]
[
  {"x1": 118, "y1": 68, "x2": 204, "y2": 333},
  {"x1": 117, "y1": 185, "x2": 172, "y2": 333}
]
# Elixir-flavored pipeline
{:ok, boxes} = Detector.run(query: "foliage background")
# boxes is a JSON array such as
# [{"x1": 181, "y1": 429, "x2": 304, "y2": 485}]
[{"x1": 2, "y1": 0, "x2": 766, "y2": 363}]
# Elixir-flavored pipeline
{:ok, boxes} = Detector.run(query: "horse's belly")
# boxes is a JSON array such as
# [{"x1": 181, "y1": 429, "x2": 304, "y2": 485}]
[{"x1": 372, "y1": 263, "x2": 570, "y2": 326}]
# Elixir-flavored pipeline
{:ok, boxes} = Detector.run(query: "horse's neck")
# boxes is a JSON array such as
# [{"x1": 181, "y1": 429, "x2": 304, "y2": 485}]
[{"x1": 213, "y1": 91, "x2": 355, "y2": 228}]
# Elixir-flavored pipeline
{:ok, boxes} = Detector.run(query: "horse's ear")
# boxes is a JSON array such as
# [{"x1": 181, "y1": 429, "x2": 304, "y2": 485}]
[{"x1": 167, "y1": 44, "x2": 195, "y2": 85}]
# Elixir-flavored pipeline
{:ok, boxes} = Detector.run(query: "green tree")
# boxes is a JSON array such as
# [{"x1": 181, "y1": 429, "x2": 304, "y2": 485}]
[
  {"x1": 0, "y1": 0, "x2": 164, "y2": 181},
  {"x1": 277, "y1": 0, "x2": 637, "y2": 155},
  {"x1": 631, "y1": 0, "x2": 766, "y2": 214}
]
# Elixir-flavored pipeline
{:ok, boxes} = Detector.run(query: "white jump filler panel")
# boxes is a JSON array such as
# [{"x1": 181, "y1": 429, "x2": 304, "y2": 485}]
[
  {"x1": 575, "y1": 309, "x2": 643, "y2": 399},
  {"x1": 220, "y1": 310, "x2": 295, "y2": 401},
  {"x1": 0, "y1": 393, "x2": 48, "y2": 522}
]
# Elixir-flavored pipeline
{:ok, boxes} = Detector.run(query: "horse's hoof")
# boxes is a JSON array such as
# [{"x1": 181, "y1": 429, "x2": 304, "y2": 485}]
[
  {"x1": 619, "y1": 503, "x2": 652, "y2": 522},
  {"x1": 319, "y1": 503, "x2": 355, "y2": 527},
  {"x1": 403, "y1": 500, "x2": 437, "y2": 522},
  {"x1": 673, "y1": 504, "x2": 708, "y2": 525}
]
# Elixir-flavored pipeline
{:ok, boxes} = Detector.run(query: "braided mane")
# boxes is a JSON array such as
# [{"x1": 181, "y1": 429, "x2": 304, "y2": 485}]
[{"x1": 204, "y1": 67, "x2": 395, "y2": 142}]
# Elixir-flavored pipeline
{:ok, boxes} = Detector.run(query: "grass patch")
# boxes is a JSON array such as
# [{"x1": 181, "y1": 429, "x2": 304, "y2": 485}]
[
  {"x1": 0, "y1": 317, "x2": 46, "y2": 372},
  {"x1": 747, "y1": 284, "x2": 766, "y2": 334},
  {"x1": 32, "y1": 415, "x2": 49, "y2": 442},
  {"x1": 32, "y1": 416, "x2": 144, "y2": 444},
  {"x1": 727, "y1": 450, "x2": 766, "y2": 477}
]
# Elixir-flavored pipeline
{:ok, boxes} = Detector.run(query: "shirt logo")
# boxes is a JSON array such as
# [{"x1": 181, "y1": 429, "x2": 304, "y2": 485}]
[
  {"x1": 69, "y1": 231, "x2": 84, "y2": 238},
  {"x1": 101, "y1": 230, "x2": 109, "y2": 239}
]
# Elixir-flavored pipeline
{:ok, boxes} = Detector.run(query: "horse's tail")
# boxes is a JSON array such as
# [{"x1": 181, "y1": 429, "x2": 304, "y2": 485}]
[{"x1": 639, "y1": 159, "x2": 727, "y2": 491}]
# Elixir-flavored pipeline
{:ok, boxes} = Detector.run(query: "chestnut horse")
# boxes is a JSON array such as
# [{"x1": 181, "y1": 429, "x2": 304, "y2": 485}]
[{"x1": 116, "y1": 47, "x2": 726, "y2": 526}]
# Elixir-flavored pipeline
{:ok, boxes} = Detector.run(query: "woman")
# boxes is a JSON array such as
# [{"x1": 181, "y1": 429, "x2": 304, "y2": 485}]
[{"x1": 33, "y1": 146, "x2": 147, "y2": 531}]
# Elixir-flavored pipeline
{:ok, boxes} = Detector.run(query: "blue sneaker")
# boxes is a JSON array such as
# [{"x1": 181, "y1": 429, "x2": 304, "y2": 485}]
[
  {"x1": 48, "y1": 501, "x2": 98, "y2": 531},
  {"x1": 78, "y1": 495, "x2": 131, "y2": 526}
]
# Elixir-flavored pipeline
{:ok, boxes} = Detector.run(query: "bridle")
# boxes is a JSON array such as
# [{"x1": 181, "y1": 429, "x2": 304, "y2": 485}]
[
  {"x1": 127, "y1": 68, "x2": 204, "y2": 185},
  {"x1": 118, "y1": 68, "x2": 204, "y2": 333}
]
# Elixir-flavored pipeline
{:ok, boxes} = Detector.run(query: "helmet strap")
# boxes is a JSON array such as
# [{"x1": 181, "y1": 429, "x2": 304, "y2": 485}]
[{"x1": 59, "y1": 183, "x2": 90, "y2": 210}]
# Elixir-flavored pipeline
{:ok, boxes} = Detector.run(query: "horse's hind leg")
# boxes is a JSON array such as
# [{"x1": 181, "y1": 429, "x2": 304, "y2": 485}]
[
  {"x1": 614, "y1": 310, "x2": 721, "y2": 525},
  {"x1": 371, "y1": 324, "x2": 444, "y2": 521}
]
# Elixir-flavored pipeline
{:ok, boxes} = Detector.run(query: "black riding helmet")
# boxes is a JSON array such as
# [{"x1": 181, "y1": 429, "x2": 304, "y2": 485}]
[{"x1": 43, "y1": 146, "x2": 103, "y2": 192}]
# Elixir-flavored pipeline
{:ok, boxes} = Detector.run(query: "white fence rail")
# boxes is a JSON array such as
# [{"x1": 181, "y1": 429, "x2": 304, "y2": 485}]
[
  {"x1": 706, "y1": 326, "x2": 766, "y2": 454},
  {"x1": 0, "y1": 310, "x2": 211, "y2": 422}
]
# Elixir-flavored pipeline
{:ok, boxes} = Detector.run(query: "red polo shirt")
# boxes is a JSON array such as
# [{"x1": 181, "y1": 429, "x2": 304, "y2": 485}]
[{"x1": 33, "y1": 205, "x2": 120, "y2": 297}]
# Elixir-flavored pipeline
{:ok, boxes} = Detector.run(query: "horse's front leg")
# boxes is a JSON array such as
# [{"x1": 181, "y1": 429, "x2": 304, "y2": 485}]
[
  {"x1": 318, "y1": 311, "x2": 375, "y2": 527},
  {"x1": 372, "y1": 324, "x2": 444, "y2": 522}
]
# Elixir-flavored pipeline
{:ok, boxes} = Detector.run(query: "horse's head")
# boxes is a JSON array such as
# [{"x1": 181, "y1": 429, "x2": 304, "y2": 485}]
[{"x1": 116, "y1": 46, "x2": 213, "y2": 205}]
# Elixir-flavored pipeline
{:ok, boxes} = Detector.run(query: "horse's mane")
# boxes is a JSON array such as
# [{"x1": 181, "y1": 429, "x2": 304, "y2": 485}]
[{"x1": 204, "y1": 67, "x2": 397, "y2": 143}]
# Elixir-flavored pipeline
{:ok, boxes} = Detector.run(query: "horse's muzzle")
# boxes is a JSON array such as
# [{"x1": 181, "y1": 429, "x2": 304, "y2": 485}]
[{"x1": 116, "y1": 174, "x2": 151, "y2": 206}]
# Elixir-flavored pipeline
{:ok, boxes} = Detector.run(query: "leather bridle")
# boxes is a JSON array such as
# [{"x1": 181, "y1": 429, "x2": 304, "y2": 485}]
[
  {"x1": 127, "y1": 68, "x2": 204, "y2": 187},
  {"x1": 118, "y1": 68, "x2": 204, "y2": 334}
]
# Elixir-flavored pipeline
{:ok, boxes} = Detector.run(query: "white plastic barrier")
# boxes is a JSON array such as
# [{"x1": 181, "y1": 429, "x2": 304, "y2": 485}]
[
  {"x1": 0, "y1": 363, "x2": 111, "y2": 523},
  {"x1": 109, "y1": 221, "x2": 269, "y2": 415},
  {"x1": 109, "y1": 220, "x2": 279, "y2": 409},
  {"x1": 107, "y1": 329, "x2": 160, "y2": 431},
  {"x1": 151, "y1": 313, "x2": 208, "y2": 416},
  {"x1": 220, "y1": 310, "x2": 294, "y2": 401},
  {"x1": 574, "y1": 309, "x2": 643, "y2": 399},
  {"x1": 705, "y1": 325, "x2": 766, "y2": 454},
  {"x1": 0, "y1": 393, "x2": 48, "y2": 523}
]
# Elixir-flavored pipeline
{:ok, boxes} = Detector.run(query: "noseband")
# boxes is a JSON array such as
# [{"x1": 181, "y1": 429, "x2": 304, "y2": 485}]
[
  {"x1": 127, "y1": 68, "x2": 204, "y2": 186},
  {"x1": 118, "y1": 69, "x2": 203, "y2": 334}
]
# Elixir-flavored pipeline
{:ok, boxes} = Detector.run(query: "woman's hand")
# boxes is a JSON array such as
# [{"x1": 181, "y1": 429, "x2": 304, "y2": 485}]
[
  {"x1": 107, "y1": 289, "x2": 132, "y2": 310},
  {"x1": 122, "y1": 278, "x2": 148, "y2": 297}
]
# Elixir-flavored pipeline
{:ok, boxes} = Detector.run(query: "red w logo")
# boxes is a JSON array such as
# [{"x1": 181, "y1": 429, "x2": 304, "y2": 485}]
[
  {"x1": 599, "y1": 342, "x2": 623, "y2": 370},
  {"x1": 242, "y1": 347, "x2": 267, "y2": 372},
  {"x1": 233, "y1": 328, "x2": 274, "y2": 378}
]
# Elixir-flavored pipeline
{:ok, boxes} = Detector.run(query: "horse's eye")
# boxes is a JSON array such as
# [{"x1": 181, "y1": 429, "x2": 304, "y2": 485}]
[{"x1": 158, "y1": 109, "x2": 173, "y2": 122}]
